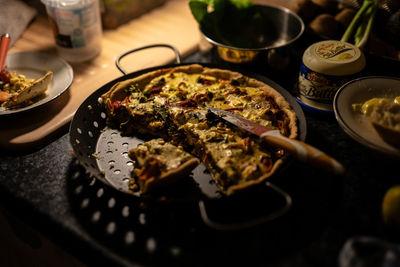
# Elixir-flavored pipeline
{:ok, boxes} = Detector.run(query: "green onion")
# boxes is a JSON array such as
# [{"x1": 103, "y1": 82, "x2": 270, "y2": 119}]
[
  {"x1": 341, "y1": 0, "x2": 378, "y2": 49},
  {"x1": 356, "y1": 3, "x2": 377, "y2": 48}
]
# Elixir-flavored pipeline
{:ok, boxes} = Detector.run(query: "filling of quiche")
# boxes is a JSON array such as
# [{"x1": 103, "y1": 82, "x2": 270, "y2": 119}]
[
  {"x1": 0, "y1": 71, "x2": 34, "y2": 104},
  {"x1": 103, "y1": 66, "x2": 296, "y2": 194},
  {"x1": 0, "y1": 69, "x2": 53, "y2": 108},
  {"x1": 128, "y1": 138, "x2": 199, "y2": 193}
]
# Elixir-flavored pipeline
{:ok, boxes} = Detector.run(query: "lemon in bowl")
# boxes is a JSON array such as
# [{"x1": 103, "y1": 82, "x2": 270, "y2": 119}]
[{"x1": 382, "y1": 185, "x2": 400, "y2": 231}]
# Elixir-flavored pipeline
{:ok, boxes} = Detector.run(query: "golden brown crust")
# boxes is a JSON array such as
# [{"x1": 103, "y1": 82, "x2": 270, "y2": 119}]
[
  {"x1": 101, "y1": 64, "x2": 206, "y2": 103},
  {"x1": 225, "y1": 158, "x2": 285, "y2": 195},
  {"x1": 146, "y1": 158, "x2": 200, "y2": 192}
]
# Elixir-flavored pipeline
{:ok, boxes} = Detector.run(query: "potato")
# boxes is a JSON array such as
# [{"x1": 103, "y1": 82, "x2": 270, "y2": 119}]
[
  {"x1": 335, "y1": 8, "x2": 357, "y2": 28},
  {"x1": 311, "y1": 0, "x2": 338, "y2": 14},
  {"x1": 367, "y1": 33, "x2": 400, "y2": 60},
  {"x1": 291, "y1": 0, "x2": 319, "y2": 24},
  {"x1": 309, "y1": 13, "x2": 341, "y2": 39}
]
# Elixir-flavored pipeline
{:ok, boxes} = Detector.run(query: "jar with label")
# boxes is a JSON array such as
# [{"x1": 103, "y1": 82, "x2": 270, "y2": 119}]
[
  {"x1": 41, "y1": 0, "x2": 103, "y2": 63},
  {"x1": 297, "y1": 40, "x2": 366, "y2": 111}
]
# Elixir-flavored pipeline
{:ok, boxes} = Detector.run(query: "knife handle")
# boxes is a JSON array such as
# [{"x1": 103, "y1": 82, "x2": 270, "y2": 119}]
[
  {"x1": 261, "y1": 130, "x2": 345, "y2": 175},
  {"x1": 0, "y1": 34, "x2": 10, "y2": 70}
]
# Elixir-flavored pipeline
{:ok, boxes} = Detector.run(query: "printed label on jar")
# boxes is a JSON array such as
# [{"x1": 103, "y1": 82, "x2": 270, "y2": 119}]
[
  {"x1": 315, "y1": 41, "x2": 356, "y2": 61},
  {"x1": 48, "y1": 2, "x2": 100, "y2": 49},
  {"x1": 297, "y1": 63, "x2": 352, "y2": 110}
]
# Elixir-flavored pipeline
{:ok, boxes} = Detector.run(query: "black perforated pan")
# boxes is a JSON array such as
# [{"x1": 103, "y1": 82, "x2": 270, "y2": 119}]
[{"x1": 69, "y1": 44, "x2": 307, "y2": 230}]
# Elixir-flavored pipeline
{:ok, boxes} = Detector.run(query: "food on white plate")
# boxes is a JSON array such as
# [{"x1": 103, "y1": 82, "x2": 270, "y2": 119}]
[
  {"x1": 128, "y1": 138, "x2": 200, "y2": 193},
  {"x1": 353, "y1": 96, "x2": 400, "y2": 147},
  {"x1": 0, "y1": 69, "x2": 53, "y2": 108},
  {"x1": 102, "y1": 64, "x2": 298, "y2": 195}
]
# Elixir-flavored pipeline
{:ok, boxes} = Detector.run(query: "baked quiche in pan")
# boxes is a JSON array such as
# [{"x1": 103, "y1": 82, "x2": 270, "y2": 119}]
[{"x1": 101, "y1": 64, "x2": 298, "y2": 195}]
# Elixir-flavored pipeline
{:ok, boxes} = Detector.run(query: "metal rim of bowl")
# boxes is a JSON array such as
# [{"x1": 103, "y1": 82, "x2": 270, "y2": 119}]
[{"x1": 200, "y1": 4, "x2": 305, "y2": 51}]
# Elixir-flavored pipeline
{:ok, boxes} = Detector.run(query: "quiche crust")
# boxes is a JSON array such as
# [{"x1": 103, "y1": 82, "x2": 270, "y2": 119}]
[{"x1": 128, "y1": 138, "x2": 200, "y2": 193}]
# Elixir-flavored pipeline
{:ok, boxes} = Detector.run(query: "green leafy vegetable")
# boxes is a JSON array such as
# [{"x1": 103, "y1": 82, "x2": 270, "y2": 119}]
[
  {"x1": 188, "y1": 0, "x2": 211, "y2": 23},
  {"x1": 189, "y1": 0, "x2": 273, "y2": 49}
]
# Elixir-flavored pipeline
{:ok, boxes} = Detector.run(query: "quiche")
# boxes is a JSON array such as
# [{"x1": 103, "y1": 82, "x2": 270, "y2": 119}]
[
  {"x1": 128, "y1": 138, "x2": 200, "y2": 193},
  {"x1": 102, "y1": 64, "x2": 298, "y2": 195},
  {"x1": 0, "y1": 69, "x2": 53, "y2": 108}
]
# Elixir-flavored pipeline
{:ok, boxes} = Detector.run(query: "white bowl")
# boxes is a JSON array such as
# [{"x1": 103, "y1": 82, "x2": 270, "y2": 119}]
[{"x1": 333, "y1": 76, "x2": 400, "y2": 157}]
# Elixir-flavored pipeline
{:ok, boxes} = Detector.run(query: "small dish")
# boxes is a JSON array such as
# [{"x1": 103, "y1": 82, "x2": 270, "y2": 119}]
[
  {"x1": 333, "y1": 76, "x2": 400, "y2": 157},
  {"x1": 0, "y1": 51, "x2": 73, "y2": 115}
]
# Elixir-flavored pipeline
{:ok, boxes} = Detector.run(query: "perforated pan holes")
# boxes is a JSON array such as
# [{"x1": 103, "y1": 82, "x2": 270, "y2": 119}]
[
  {"x1": 146, "y1": 237, "x2": 157, "y2": 253},
  {"x1": 91, "y1": 210, "x2": 102, "y2": 223},
  {"x1": 108, "y1": 197, "x2": 116, "y2": 208},
  {"x1": 106, "y1": 221, "x2": 116, "y2": 235},
  {"x1": 170, "y1": 246, "x2": 182, "y2": 257},
  {"x1": 125, "y1": 231, "x2": 135, "y2": 244},
  {"x1": 69, "y1": 171, "x2": 141, "y2": 246},
  {"x1": 122, "y1": 206, "x2": 130, "y2": 217},
  {"x1": 94, "y1": 128, "x2": 142, "y2": 193},
  {"x1": 69, "y1": 89, "x2": 193, "y2": 262}
]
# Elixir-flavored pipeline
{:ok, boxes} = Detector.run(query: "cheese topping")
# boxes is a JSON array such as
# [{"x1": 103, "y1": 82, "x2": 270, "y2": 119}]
[{"x1": 128, "y1": 138, "x2": 198, "y2": 193}]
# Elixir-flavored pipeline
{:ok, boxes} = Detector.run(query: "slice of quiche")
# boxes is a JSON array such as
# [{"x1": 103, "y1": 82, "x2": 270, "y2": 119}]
[
  {"x1": 128, "y1": 138, "x2": 200, "y2": 193},
  {"x1": 0, "y1": 70, "x2": 53, "y2": 108}
]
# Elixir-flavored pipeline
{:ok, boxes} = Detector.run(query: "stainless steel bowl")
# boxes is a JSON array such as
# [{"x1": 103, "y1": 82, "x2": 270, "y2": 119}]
[{"x1": 200, "y1": 4, "x2": 305, "y2": 65}]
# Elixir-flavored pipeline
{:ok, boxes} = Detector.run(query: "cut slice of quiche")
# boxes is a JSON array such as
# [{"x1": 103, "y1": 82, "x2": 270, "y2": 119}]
[
  {"x1": 0, "y1": 71, "x2": 53, "y2": 108},
  {"x1": 128, "y1": 138, "x2": 200, "y2": 193}
]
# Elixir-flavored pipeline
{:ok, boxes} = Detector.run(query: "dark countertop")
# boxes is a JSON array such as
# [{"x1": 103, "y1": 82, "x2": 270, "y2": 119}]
[{"x1": 1, "y1": 44, "x2": 400, "y2": 267}]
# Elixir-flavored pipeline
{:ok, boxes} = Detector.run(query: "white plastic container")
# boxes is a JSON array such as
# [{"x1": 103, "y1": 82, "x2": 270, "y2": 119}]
[
  {"x1": 41, "y1": 0, "x2": 102, "y2": 62},
  {"x1": 297, "y1": 40, "x2": 366, "y2": 111}
]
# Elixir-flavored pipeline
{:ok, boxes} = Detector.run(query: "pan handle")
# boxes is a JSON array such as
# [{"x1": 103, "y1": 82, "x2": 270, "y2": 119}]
[
  {"x1": 115, "y1": 44, "x2": 182, "y2": 75},
  {"x1": 198, "y1": 181, "x2": 292, "y2": 231}
]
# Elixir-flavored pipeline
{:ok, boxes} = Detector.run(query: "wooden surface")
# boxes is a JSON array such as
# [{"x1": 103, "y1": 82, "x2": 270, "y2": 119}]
[{"x1": 0, "y1": 0, "x2": 200, "y2": 152}]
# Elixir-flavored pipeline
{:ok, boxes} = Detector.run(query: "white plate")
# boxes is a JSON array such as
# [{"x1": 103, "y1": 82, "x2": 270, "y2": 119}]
[
  {"x1": 333, "y1": 76, "x2": 400, "y2": 157},
  {"x1": 0, "y1": 51, "x2": 73, "y2": 115}
]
